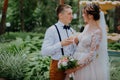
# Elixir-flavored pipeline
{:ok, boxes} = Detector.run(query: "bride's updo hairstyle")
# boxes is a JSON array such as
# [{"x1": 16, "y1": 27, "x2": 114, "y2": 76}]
[{"x1": 83, "y1": 3, "x2": 100, "y2": 21}]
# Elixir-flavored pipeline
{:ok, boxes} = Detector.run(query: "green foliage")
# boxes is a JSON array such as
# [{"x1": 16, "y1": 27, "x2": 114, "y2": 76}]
[
  {"x1": 0, "y1": 52, "x2": 28, "y2": 80},
  {"x1": 6, "y1": 0, "x2": 59, "y2": 32},
  {"x1": 6, "y1": 0, "x2": 81, "y2": 32},
  {"x1": 110, "y1": 56, "x2": 120, "y2": 80},
  {"x1": 23, "y1": 36, "x2": 43, "y2": 53},
  {"x1": 8, "y1": 0, "x2": 37, "y2": 31},
  {"x1": 22, "y1": 0, "x2": 38, "y2": 31},
  {"x1": 0, "y1": 35, "x2": 43, "y2": 54},
  {"x1": 0, "y1": 32, "x2": 51, "y2": 80},
  {"x1": 33, "y1": 0, "x2": 57, "y2": 28},
  {"x1": 4, "y1": 0, "x2": 81, "y2": 32},
  {"x1": 0, "y1": 32, "x2": 44, "y2": 43},
  {"x1": 108, "y1": 42, "x2": 120, "y2": 50},
  {"x1": 24, "y1": 52, "x2": 50, "y2": 80},
  {"x1": 0, "y1": 0, "x2": 3, "y2": 23}
]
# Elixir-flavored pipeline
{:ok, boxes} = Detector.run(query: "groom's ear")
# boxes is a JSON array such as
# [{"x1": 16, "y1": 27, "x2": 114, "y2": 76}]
[{"x1": 58, "y1": 13, "x2": 62, "y2": 19}]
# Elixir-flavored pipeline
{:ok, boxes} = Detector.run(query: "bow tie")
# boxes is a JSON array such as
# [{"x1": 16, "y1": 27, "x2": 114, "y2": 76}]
[{"x1": 63, "y1": 25, "x2": 70, "y2": 30}]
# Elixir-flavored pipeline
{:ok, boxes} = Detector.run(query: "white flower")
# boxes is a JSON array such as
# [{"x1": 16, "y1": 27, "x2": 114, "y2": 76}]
[
  {"x1": 58, "y1": 61, "x2": 61, "y2": 68},
  {"x1": 61, "y1": 61, "x2": 68, "y2": 66},
  {"x1": 70, "y1": 58, "x2": 74, "y2": 61},
  {"x1": 58, "y1": 60, "x2": 68, "y2": 68}
]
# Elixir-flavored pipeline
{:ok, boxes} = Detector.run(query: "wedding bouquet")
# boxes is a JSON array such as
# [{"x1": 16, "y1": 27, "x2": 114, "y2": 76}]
[{"x1": 58, "y1": 56, "x2": 78, "y2": 80}]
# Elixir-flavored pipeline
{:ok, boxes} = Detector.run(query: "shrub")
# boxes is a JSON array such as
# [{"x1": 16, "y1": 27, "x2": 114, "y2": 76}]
[
  {"x1": 0, "y1": 52, "x2": 28, "y2": 80},
  {"x1": 24, "y1": 52, "x2": 50, "y2": 80}
]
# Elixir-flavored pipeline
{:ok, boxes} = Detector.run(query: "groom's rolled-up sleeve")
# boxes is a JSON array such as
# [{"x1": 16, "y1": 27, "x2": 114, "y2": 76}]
[{"x1": 41, "y1": 27, "x2": 62, "y2": 56}]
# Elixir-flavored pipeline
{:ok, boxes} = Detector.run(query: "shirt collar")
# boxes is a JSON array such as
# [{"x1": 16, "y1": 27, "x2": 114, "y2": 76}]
[{"x1": 57, "y1": 21, "x2": 64, "y2": 27}]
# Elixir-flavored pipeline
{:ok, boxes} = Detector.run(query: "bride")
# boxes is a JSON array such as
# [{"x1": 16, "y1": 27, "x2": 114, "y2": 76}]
[{"x1": 66, "y1": 3, "x2": 110, "y2": 80}]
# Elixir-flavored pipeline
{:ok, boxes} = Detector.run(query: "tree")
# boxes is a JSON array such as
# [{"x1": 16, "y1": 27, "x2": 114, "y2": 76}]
[
  {"x1": 9, "y1": 0, "x2": 37, "y2": 32},
  {"x1": 0, "y1": 0, "x2": 8, "y2": 35},
  {"x1": 19, "y1": 0, "x2": 25, "y2": 32},
  {"x1": 34, "y1": 0, "x2": 58, "y2": 29},
  {"x1": 60, "y1": 0, "x2": 64, "y2": 4},
  {"x1": 114, "y1": 4, "x2": 120, "y2": 33}
]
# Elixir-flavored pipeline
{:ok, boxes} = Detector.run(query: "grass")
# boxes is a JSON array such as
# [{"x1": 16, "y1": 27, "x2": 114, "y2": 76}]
[{"x1": 110, "y1": 54, "x2": 120, "y2": 80}]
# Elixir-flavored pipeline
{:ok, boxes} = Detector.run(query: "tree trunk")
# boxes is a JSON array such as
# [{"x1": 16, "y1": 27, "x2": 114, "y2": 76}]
[
  {"x1": 114, "y1": 1, "x2": 120, "y2": 33},
  {"x1": 78, "y1": 0, "x2": 80, "y2": 22},
  {"x1": 59, "y1": 0, "x2": 64, "y2": 5},
  {"x1": 19, "y1": 0, "x2": 25, "y2": 32},
  {"x1": 0, "y1": 0, "x2": 8, "y2": 35}
]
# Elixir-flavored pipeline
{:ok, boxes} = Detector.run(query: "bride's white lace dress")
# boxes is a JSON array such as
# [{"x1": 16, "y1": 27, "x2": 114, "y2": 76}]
[{"x1": 72, "y1": 27, "x2": 109, "y2": 80}]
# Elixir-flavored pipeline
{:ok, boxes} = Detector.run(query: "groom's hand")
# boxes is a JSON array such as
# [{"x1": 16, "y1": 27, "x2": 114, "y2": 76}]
[
  {"x1": 61, "y1": 38, "x2": 73, "y2": 46},
  {"x1": 69, "y1": 36, "x2": 79, "y2": 45}
]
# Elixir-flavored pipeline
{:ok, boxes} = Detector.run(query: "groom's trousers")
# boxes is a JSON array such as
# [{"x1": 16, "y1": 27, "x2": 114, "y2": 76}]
[{"x1": 50, "y1": 60, "x2": 66, "y2": 80}]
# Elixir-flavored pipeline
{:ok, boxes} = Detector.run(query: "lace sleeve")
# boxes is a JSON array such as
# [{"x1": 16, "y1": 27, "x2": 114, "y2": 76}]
[{"x1": 79, "y1": 31, "x2": 102, "y2": 65}]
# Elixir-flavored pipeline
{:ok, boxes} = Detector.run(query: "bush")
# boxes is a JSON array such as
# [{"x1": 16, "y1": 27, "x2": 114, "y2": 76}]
[
  {"x1": 108, "y1": 42, "x2": 120, "y2": 50},
  {"x1": 24, "y1": 52, "x2": 50, "y2": 80},
  {"x1": 0, "y1": 53, "x2": 28, "y2": 80},
  {"x1": 0, "y1": 33, "x2": 50, "y2": 80},
  {"x1": 0, "y1": 32, "x2": 44, "y2": 43},
  {"x1": 110, "y1": 56, "x2": 120, "y2": 80}
]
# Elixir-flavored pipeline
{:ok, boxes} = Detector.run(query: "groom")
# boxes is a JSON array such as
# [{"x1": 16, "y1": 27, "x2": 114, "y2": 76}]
[{"x1": 41, "y1": 4, "x2": 76, "y2": 80}]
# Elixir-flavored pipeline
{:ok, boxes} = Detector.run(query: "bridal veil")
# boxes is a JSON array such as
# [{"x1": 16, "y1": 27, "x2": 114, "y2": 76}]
[{"x1": 95, "y1": 11, "x2": 110, "y2": 80}]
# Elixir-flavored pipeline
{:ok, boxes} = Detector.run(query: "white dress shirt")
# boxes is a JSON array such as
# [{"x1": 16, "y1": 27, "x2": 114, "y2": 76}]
[{"x1": 41, "y1": 21, "x2": 76, "y2": 60}]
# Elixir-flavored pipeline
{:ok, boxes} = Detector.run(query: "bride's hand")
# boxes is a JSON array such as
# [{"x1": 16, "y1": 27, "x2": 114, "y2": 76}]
[
  {"x1": 65, "y1": 66, "x2": 80, "y2": 74},
  {"x1": 68, "y1": 36, "x2": 79, "y2": 44},
  {"x1": 65, "y1": 65, "x2": 83, "y2": 74},
  {"x1": 65, "y1": 68, "x2": 76, "y2": 75},
  {"x1": 74, "y1": 36, "x2": 79, "y2": 45}
]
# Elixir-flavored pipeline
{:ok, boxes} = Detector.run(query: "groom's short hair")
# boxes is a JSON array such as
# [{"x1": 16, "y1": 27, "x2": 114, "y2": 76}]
[{"x1": 56, "y1": 4, "x2": 72, "y2": 16}]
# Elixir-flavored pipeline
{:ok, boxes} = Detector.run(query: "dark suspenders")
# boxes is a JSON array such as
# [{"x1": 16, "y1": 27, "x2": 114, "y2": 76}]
[
  {"x1": 54, "y1": 24, "x2": 74, "y2": 56},
  {"x1": 54, "y1": 25, "x2": 64, "y2": 55}
]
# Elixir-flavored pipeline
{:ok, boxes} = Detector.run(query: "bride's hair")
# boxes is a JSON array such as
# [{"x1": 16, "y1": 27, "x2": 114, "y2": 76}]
[{"x1": 83, "y1": 3, "x2": 100, "y2": 21}]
